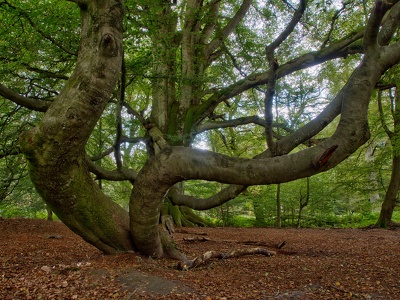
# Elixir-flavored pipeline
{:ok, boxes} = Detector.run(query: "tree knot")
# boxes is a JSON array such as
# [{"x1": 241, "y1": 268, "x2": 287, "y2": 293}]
[{"x1": 100, "y1": 33, "x2": 118, "y2": 57}]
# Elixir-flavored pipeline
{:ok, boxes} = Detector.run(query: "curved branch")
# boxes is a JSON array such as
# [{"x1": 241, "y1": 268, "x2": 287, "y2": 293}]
[
  {"x1": 20, "y1": 0, "x2": 134, "y2": 254},
  {"x1": 86, "y1": 158, "x2": 137, "y2": 182},
  {"x1": 320, "y1": 1, "x2": 351, "y2": 49},
  {"x1": 90, "y1": 136, "x2": 149, "y2": 161},
  {"x1": 0, "y1": 83, "x2": 51, "y2": 112},
  {"x1": 130, "y1": 32, "x2": 396, "y2": 253},
  {"x1": 378, "y1": 1, "x2": 400, "y2": 46},
  {"x1": 200, "y1": 0, "x2": 220, "y2": 44},
  {"x1": 194, "y1": 30, "x2": 364, "y2": 126},
  {"x1": 2, "y1": 1, "x2": 78, "y2": 56},
  {"x1": 205, "y1": 0, "x2": 252, "y2": 58},
  {"x1": 364, "y1": 0, "x2": 396, "y2": 51},
  {"x1": 196, "y1": 116, "x2": 263, "y2": 132},
  {"x1": 266, "y1": 0, "x2": 306, "y2": 52},
  {"x1": 170, "y1": 183, "x2": 247, "y2": 210}
]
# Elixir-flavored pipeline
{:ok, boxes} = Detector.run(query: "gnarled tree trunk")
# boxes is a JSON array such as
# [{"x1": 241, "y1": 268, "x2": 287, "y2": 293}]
[
  {"x1": 19, "y1": 0, "x2": 134, "y2": 254},
  {"x1": 14, "y1": 0, "x2": 400, "y2": 260}
]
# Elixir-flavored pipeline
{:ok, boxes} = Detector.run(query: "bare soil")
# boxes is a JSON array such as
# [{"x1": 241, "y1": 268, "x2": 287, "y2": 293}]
[{"x1": 1, "y1": 218, "x2": 400, "y2": 299}]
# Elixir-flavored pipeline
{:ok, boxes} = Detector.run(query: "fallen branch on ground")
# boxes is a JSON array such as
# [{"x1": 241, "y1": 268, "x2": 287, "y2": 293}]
[
  {"x1": 183, "y1": 236, "x2": 210, "y2": 242},
  {"x1": 177, "y1": 247, "x2": 276, "y2": 270}
]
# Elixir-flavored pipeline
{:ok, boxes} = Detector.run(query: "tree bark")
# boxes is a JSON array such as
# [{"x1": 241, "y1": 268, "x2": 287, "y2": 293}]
[
  {"x1": 377, "y1": 86, "x2": 400, "y2": 227},
  {"x1": 377, "y1": 156, "x2": 400, "y2": 227},
  {"x1": 276, "y1": 184, "x2": 282, "y2": 228},
  {"x1": 19, "y1": 0, "x2": 135, "y2": 254},
  {"x1": 129, "y1": 5, "x2": 400, "y2": 254},
  {"x1": 12, "y1": 0, "x2": 400, "y2": 259}
]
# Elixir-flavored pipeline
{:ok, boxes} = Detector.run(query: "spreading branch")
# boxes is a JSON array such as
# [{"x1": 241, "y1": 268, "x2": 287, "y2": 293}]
[
  {"x1": 195, "y1": 30, "x2": 364, "y2": 126},
  {"x1": 321, "y1": 1, "x2": 352, "y2": 49},
  {"x1": 205, "y1": 0, "x2": 252, "y2": 59},
  {"x1": 364, "y1": 0, "x2": 397, "y2": 52},
  {"x1": 86, "y1": 158, "x2": 137, "y2": 182},
  {"x1": 378, "y1": 1, "x2": 400, "y2": 46},
  {"x1": 0, "y1": 83, "x2": 51, "y2": 112},
  {"x1": 1, "y1": 1, "x2": 78, "y2": 56}
]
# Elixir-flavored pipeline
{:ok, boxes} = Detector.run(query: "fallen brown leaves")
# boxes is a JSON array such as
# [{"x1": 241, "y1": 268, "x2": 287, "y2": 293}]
[{"x1": 1, "y1": 218, "x2": 400, "y2": 299}]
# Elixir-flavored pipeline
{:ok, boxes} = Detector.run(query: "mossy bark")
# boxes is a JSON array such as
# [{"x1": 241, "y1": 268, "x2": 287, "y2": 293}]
[{"x1": 19, "y1": 0, "x2": 135, "y2": 254}]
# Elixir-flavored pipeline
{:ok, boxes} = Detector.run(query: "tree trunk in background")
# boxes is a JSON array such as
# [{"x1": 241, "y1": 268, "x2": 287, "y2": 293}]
[
  {"x1": 253, "y1": 197, "x2": 267, "y2": 227},
  {"x1": 46, "y1": 204, "x2": 53, "y2": 221},
  {"x1": 377, "y1": 86, "x2": 400, "y2": 227},
  {"x1": 377, "y1": 156, "x2": 400, "y2": 227},
  {"x1": 276, "y1": 184, "x2": 282, "y2": 228},
  {"x1": 297, "y1": 177, "x2": 310, "y2": 228}
]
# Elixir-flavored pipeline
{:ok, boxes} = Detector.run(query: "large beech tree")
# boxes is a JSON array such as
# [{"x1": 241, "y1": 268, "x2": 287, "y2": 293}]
[{"x1": 1, "y1": 0, "x2": 400, "y2": 258}]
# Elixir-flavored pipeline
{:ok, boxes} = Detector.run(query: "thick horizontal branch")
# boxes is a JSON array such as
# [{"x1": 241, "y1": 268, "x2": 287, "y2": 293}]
[
  {"x1": 170, "y1": 184, "x2": 247, "y2": 210},
  {"x1": 177, "y1": 95, "x2": 345, "y2": 210},
  {"x1": 0, "y1": 83, "x2": 51, "y2": 112}
]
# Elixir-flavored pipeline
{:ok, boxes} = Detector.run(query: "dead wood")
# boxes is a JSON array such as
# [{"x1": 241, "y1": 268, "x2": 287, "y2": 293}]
[
  {"x1": 183, "y1": 236, "x2": 210, "y2": 242},
  {"x1": 177, "y1": 247, "x2": 276, "y2": 270}
]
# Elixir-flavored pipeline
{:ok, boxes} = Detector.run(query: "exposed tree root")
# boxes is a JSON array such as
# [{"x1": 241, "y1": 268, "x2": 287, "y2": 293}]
[{"x1": 177, "y1": 247, "x2": 276, "y2": 270}]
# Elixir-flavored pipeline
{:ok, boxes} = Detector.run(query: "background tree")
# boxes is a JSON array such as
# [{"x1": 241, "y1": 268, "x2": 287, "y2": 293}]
[
  {"x1": 376, "y1": 81, "x2": 400, "y2": 227},
  {"x1": 0, "y1": 0, "x2": 399, "y2": 262}
]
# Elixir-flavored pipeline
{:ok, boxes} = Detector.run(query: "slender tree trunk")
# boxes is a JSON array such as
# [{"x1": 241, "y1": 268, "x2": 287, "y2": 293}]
[
  {"x1": 46, "y1": 204, "x2": 53, "y2": 221},
  {"x1": 377, "y1": 86, "x2": 400, "y2": 227},
  {"x1": 377, "y1": 154, "x2": 400, "y2": 227},
  {"x1": 276, "y1": 184, "x2": 281, "y2": 228},
  {"x1": 297, "y1": 177, "x2": 310, "y2": 228}
]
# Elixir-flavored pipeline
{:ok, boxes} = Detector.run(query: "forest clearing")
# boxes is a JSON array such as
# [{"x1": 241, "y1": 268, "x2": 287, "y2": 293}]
[{"x1": 1, "y1": 218, "x2": 399, "y2": 299}]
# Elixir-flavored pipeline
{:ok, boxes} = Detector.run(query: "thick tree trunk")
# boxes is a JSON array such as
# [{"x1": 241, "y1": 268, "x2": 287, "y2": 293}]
[
  {"x1": 20, "y1": 0, "x2": 135, "y2": 254},
  {"x1": 15, "y1": 0, "x2": 400, "y2": 260},
  {"x1": 129, "y1": 23, "x2": 398, "y2": 256}
]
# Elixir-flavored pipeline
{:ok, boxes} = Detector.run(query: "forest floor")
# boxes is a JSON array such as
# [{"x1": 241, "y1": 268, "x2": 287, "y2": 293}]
[{"x1": 1, "y1": 218, "x2": 400, "y2": 299}]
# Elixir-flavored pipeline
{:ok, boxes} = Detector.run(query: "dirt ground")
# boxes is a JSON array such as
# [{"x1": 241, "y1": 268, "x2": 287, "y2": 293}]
[{"x1": 1, "y1": 218, "x2": 400, "y2": 299}]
